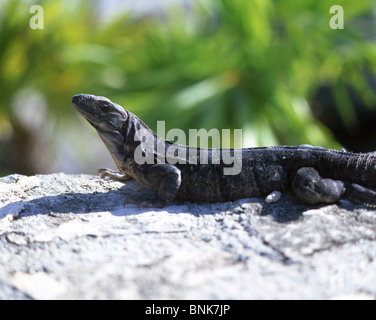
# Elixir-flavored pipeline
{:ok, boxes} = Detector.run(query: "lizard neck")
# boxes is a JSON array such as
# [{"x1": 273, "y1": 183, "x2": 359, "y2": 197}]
[
  {"x1": 123, "y1": 111, "x2": 161, "y2": 151},
  {"x1": 118, "y1": 111, "x2": 165, "y2": 168}
]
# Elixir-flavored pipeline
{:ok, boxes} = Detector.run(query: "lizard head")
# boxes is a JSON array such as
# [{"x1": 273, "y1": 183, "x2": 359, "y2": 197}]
[
  {"x1": 72, "y1": 93, "x2": 130, "y2": 168},
  {"x1": 72, "y1": 94, "x2": 128, "y2": 131}
]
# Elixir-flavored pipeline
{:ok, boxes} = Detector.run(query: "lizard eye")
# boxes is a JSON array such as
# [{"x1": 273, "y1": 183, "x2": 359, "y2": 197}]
[{"x1": 100, "y1": 104, "x2": 111, "y2": 112}]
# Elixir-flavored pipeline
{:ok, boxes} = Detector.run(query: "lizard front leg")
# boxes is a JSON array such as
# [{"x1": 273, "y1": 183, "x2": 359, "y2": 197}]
[
  {"x1": 292, "y1": 167, "x2": 345, "y2": 205},
  {"x1": 128, "y1": 164, "x2": 181, "y2": 208}
]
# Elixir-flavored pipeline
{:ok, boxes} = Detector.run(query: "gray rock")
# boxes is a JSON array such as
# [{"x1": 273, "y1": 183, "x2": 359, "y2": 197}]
[{"x1": 0, "y1": 173, "x2": 375, "y2": 299}]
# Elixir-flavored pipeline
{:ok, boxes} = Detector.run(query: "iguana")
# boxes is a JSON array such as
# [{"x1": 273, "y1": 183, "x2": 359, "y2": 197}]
[{"x1": 72, "y1": 93, "x2": 376, "y2": 208}]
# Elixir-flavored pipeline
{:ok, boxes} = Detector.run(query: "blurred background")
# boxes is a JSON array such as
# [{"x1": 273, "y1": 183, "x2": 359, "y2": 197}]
[{"x1": 1, "y1": 0, "x2": 376, "y2": 176}]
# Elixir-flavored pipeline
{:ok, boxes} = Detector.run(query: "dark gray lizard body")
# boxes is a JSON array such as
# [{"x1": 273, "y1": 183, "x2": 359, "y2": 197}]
[{"x1": 72, "y1": 94, "x2": 376, "y2": 208}]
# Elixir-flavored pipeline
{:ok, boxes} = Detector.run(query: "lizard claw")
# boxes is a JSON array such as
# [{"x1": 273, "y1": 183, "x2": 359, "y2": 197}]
[{"x1": 98, "y1": 168, "x2": 133, "y2": 182}]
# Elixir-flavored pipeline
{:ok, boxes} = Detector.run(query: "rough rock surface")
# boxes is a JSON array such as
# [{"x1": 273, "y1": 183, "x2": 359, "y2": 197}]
[{"x1": 0, "y1": 173, "x2": 376, "y2": 300}]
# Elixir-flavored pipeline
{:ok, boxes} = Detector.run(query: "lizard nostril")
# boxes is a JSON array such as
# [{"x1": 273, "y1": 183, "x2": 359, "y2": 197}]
[
  {"x1": 72, "y1": 94, "x2": 92, "y2": 104},
  {"x1": 72, "y1": 95, "x2": 82, "y2": 104}
]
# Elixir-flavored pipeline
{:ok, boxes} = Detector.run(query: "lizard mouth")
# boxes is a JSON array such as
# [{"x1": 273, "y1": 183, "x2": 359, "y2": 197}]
[{"x1": 72, "y1": 94, "x2": 94, "y2": 118}]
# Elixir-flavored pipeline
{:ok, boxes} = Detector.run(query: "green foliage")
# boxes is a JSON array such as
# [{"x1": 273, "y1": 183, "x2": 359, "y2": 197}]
[{"x1": 0, "y1": 0, "x2": 375, "y2": 173}]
